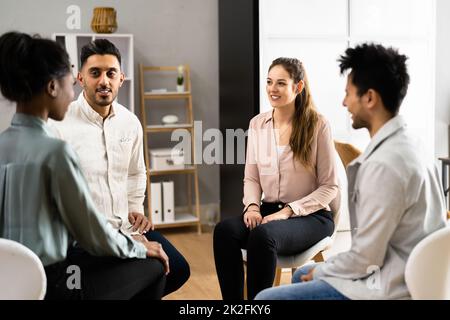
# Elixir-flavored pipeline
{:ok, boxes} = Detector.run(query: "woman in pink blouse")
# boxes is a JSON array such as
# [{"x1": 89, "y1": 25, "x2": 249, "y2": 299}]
[{"x1": 213, "y1": 57, "x2": 340, "y2": 300}]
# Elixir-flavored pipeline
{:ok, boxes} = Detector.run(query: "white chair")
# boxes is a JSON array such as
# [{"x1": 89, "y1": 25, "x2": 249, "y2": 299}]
[
  {"x1": 404, "y1": 226, "x2": 450, "y2": 300},
  {"x1": 241, "y1": 235, "x2": 332, "y2": 286},
  {"x1": 0, "y1": 238, "x2": 47, "y2": 300}
]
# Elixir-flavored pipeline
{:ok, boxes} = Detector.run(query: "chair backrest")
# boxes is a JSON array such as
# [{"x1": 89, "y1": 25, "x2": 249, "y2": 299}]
[
  {"x1": 404, "y1": 226, "x2": 450, "y2": 299},
  {"x1": 0, "y1": 238, "x2": 47, "y2": 300},
  {"x1": 334, "y1": 141, "x2": 362, "y2": 168},
  {"x1": 331, "y1": 141, "x2": 362, "y2": 230}
]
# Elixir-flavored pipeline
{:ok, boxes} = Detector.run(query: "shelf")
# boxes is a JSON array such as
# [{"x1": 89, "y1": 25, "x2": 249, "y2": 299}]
[
  {"x1": 154, "y1": 212, "x2": 199, "y2": 229},
  {"x1": 140, "y1": 64, "x2": 201, "y2": 234},
  {"x1": 146, "y1": 124, "x2": 193, "y2": 132},
  {"x1": 149, "y1": 166, "x2": 196, "y2": 176},
  {"x1": 143, "y1": 91, "x2": 191, "y2": 100}
]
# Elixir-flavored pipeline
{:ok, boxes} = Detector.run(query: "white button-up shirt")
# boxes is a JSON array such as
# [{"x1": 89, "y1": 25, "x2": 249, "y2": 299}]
[{"x1": 50, "y1": 94, "x2": 147, "y2": 235}]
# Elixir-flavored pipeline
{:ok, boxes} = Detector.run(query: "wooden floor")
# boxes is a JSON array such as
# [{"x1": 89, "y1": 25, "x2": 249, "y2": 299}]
[
  {"x1": 160, "y1": 226, "x2": 292, "y2": 300},
  {"x1": 161, "y1": 226, "x2": 221, "y2": 300}
]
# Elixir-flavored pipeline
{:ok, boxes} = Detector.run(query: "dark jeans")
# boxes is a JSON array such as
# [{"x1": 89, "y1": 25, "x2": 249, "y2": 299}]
[
  {"x1": 144, "y1": 230, "x2": 190, "y2": 295},
  {"x1": 213, "y1": 202, "x2": 334, "y2": 300},
  {"x1": 44, "y1": 230, "x2": 189, "y2": 300}
]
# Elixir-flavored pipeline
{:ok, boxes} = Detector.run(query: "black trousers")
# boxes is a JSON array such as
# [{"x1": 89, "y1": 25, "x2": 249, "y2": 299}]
[
  {"x1": 213, "y1": 202, "x2": 334, "y2": 300},
  {"x1": 145, "y1": 230, "x2": 190, "y2": 295},
  {"x1": 44, "y1": 248, "x2": 166, "y2": 300},
  {"x1": 44, "y1": 231, "x2": 189, "y2": 300}
]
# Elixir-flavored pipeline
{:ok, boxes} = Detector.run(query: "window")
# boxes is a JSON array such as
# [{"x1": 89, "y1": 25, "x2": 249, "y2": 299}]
[{"x1": 260, "y1": 0, "x2": 435, "y2": 157}]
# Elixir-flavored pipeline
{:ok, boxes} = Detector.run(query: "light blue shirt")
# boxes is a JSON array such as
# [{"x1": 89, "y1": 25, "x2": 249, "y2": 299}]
[
  {"x1": 314, "y1": 115, "x2": 447, "y2": 299},
  {"x1": 0, "y1": 113, "x2": 147, "y2": 266}
]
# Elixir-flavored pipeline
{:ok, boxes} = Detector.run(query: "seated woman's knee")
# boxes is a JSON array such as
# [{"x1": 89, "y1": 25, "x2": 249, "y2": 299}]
[
  {"x1": 213, "y1": 217, "x2": 240, "y2": 239},
  {"x1": 247, "y1": 224, "x2": 275, "y2": 248},
  {"x1": 213, "y1": 220, "x2": 228, "y2": 239}
]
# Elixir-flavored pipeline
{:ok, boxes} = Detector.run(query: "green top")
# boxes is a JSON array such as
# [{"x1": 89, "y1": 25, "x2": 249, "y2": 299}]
[{"x1": 0, "y1": 113, "x2": 147, "y2": 266}]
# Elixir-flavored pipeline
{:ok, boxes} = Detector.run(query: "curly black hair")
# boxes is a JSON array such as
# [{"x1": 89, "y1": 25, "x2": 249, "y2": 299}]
[{"x1": 338, "y1": 43, "x2": 410, "y2": 115}]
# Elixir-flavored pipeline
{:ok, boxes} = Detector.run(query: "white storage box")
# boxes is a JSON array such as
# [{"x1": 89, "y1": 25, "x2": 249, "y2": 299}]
[{"x1": 150, "y1": 148, "x2": 185, "y2": 171}]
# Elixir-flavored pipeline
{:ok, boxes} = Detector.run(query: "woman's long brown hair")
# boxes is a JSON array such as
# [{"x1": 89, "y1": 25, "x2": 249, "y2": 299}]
[{"x1": 269, "y1": 57, "x2": 319, "y2": 169}]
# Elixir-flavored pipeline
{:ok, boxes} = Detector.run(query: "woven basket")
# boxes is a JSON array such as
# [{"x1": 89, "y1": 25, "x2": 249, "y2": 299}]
[{"x1": 91, "y1": 7, "x2": 117, "y2": 33}]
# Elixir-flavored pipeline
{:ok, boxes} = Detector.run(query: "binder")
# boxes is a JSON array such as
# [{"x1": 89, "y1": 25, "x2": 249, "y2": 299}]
[
  {"x1": 162, "y1": 181, "x2": 175, "y2": 222},
  {"x1": 150, "y1": 182, "x2": 162, "y2": 224},
  {"x1": 64, "y1": 34, "x2": 79, "y2": 76}
]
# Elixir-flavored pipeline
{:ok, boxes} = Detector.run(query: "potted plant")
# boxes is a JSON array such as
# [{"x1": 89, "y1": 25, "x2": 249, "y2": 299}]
[{"x1": 176, "y1": 65, "x2": 184, "y2": 92}]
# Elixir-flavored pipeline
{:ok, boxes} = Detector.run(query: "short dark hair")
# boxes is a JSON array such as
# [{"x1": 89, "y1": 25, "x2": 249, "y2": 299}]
[
  {"x1": 338, "y1": 43, "x2": 410, "y2": 115},
  {"x1": 80, "y1": 39, "x2": 121, "y2": 69},
  {"x1": 0, "y1": 31, "x2": 71, "y2": 103}
]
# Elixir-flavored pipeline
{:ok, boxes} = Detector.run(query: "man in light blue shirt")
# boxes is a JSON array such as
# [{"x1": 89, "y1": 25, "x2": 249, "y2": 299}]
[{"x1": 256, "y1": 43, "x2": 447, "y2": 300}]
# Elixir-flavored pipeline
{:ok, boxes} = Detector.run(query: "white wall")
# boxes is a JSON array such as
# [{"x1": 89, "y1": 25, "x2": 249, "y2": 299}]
[
  {"x1": 435, "y1": 0, "x2": 450, "y2": 161},
  {"x1": 260, "y1": 0, "x2": 436, "y2": 156}
]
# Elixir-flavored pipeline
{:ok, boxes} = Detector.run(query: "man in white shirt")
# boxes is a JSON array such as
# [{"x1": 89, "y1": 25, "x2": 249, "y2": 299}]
[
  {"x1": 255, "y1": 43, "x2": 447, "y2": 300},
  {"x1": 51, "y1": 39, "x2": 189, "y2": 296}
]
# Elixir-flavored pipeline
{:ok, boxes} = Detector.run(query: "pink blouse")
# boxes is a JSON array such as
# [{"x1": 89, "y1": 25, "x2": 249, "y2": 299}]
[{"x1": 243, "y1": 110, "x2": 339, "y2": 216}]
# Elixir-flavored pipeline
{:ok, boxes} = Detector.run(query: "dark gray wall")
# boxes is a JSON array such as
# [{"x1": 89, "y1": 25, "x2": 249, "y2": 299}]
[
  {"x1": 219, "y1": 0, "x2": 259, "y2": 219},
  {"x1": 0, "y1": 0, "x2": 220, "y2": 205}
]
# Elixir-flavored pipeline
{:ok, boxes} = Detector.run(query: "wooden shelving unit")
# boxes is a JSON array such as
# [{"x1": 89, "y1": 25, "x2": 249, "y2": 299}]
[{"x1": 139, "y1": 64, "x2": 201, "y2": 233}]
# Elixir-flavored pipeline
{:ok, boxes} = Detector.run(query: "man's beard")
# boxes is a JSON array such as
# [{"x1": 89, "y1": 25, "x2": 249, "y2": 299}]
[
  {"x1": 351, "y1": 117, "x2": 369, "y2": 130},
  {"x1": 94, "y1": 95, "x2": 114, "y2": 106}
]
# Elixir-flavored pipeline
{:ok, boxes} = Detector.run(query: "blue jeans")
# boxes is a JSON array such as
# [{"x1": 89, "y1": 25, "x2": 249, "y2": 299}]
[{"x1": 255, "y1": 263, "x2": 349, "y2": 300}]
